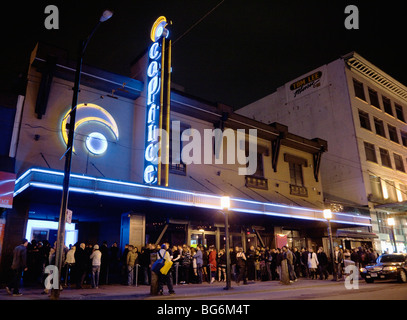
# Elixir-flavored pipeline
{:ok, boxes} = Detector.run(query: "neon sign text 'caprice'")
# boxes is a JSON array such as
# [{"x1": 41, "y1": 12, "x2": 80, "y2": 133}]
[{"x1": 144, "y1": 15, "x2": 172, "y2": 185}]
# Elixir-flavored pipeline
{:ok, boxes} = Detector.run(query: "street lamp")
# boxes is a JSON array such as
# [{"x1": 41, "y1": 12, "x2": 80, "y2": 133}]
[
  {"x1": 387, "y1": 217, "x2": 397, "y2": 253},
  {"x1": 221, "y1": 196, "x2": 232, "y2": 290},
  {"x1": 51, "y1": 9, "x2": 113, "y2": 300},
  {"x1": 323, "y1": 209, "x2": 335, "y2": 280}
]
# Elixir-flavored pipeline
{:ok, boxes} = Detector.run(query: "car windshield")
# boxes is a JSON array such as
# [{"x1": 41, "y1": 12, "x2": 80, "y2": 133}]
[{"x1": 379, "y1": 255, "x2": 405, "y2": 263}]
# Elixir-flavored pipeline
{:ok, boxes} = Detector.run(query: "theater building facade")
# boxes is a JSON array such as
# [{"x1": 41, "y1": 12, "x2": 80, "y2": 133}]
[{"x1": 0, "y1": 42, "x2": 372, "y2": 274}]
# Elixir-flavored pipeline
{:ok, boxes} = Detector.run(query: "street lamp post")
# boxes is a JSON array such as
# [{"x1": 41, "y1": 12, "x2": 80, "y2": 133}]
[
  {"x1": 323, "y1": 209, "x2": 335, "y2": 280},
  {"x1": 51, "y1": 10, "x2": 113, "y2": 300},
  {"x1": 221, "y1": 196, "x2": 232, "y2": 290},
  {"x1": 387, "y1": 217, "x2": 397, "y2": 253}
]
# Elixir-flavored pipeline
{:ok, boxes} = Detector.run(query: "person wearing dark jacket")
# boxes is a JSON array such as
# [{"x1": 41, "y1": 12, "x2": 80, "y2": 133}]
[
  {"x1": 270, "y1": 248, "x2": 278, "y2": 280},
  {"x1": 230, "y1": 247, "x2": 237, "y2": 281},
  {"x1": 6, "y1": 239, "x2": 28, "y2": 296},
  {"x1": 351, "y1": 248, "x2": 359, "y2": 269},
  {"x1": 246, "y1": 246, "x2": 256, "y2": 281},
  {"x1": 74, "y1": 243, "x2": 88, "y2": 289},
  {"x1": 301, "y1": 247, "x2": 309, "y2": 278},
  {"x1": 236, "y1": 247, "x2": 247, "y2": 285},
  {"x1": 139, "y1": 246, "x2": 151, "y2": 285},
  {"x1": 317, "y1": 247, "x2": 329, "y2": 280},
  {"x1": 333, "y1": 246, "x2": 344, "y2": 281},
  {"x1": 100, "y1": 241, "x2": 109, "y2": 285},
  {"x1": 293, "y1": 248, "x2": 302, "y2": 279}
]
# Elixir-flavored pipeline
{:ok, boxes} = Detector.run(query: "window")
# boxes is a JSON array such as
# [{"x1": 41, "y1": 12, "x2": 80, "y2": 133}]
[
  {"x1": 358, "y1": 110, "x2": 371, "y2": 130},
  {"x1": 368, "y1": 88, "x2": 380, "y2": 109},
  {"x1": 353, "y1": 79, "x2": 366, "y2": 101},
  {"x1": 382, "y1": 96, "x2": 393, "y2": 115},
  {"x1": 376, "y1": 212, "x2": 391, "y2": 234},
  {"x1": 253, "y1": 153, "x2": 264, "y2": 178},
  {"x1": 394, "y1": 153, "x2": 405, "y2": 172},
  {"x1": 395, "y1": 104, "x2": 406, "y2": 122},
  {"x1": 401, "y1": 131, "x2": 407, "y2": 147},
  {"x1": 374, "y1": 118, "x2": 386, "y2": 138},
  {"x1": 379, "y1": 148, "x2": 392, "y2": 168},
  {"x1": 289, "y1": 162, "x2": 304, "y2": 186},
  {"x1": 364, "y1": 142, "x2": 377, "y2": 163},
  {"x1": 400, "y1": 184, "x2": 407, "y2": 201},
  {"x1": 377, "y1": 212, "x2": 402, "y2": 235},
  {"x1": 379, "y1": 255, "x2": 406, "y2": 263},
  {"x1": 384, "y1": 180, "x2": 398, "y2": 202},
  {"x1": 369, "y1": 174, "x2": 383, "y2": 201},
  {"x1": 285, "y1": 154, "x2": 308, "y2": 197},
  {"x1": 245, "y1": 152, "x2": 268, "y2": 190},
  {"x1": 387, "y1": 124, "x2": 399, "y2": 143}
]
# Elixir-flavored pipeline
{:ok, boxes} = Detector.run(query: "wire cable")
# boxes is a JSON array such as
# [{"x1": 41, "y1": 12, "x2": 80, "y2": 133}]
[{"x1": 172, "y1": 0, "x2": 226, "y2": 47}]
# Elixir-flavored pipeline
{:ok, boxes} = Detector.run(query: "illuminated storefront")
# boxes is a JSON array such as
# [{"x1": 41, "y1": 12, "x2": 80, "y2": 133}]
[{"x1": 0, "y1": 21, "x2": 375, "y2": 275}]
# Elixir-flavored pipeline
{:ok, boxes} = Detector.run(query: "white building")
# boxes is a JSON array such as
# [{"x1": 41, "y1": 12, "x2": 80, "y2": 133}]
[{"x1": 237, "y1": 52, "x2": 407, "y2": 253}]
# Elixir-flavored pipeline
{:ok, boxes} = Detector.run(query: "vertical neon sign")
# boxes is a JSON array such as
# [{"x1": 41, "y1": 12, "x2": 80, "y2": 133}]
[{"x1": 143, "y1": 16, "x2": 171, "y2": 186}]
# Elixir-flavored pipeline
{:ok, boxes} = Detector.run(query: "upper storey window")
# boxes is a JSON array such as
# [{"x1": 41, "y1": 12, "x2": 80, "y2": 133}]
[{"x1": 353, "y1": 79, "x2": 366, "y2": 101}]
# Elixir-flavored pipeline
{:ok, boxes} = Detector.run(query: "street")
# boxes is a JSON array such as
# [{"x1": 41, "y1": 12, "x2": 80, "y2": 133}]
[
  {"x1": 1, "y1": 277, "x2": 406, "y2": 301},
  {"x1": 148, "y1": 279, "x2": 407, "y2": 301}
]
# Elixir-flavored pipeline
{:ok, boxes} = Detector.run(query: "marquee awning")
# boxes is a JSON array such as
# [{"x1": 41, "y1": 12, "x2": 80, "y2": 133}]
[
  {"x1": 336, "y1": 230, "x2": 379, "y2": 240},
  {"x1": 374, "y1": 201, "x2": 407, "y2": 214},
  {"x1": 13, "y1": 167, "x2": 372, "y2": 228}
]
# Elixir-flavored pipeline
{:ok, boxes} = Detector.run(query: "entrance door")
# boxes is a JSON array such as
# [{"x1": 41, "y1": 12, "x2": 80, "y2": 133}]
[
  {"x1": 190, "y1": 233, "x2": 203, "y2": 248},
  {"x1": 190, "y1": 232, "x2": 216, "y2": 248}
]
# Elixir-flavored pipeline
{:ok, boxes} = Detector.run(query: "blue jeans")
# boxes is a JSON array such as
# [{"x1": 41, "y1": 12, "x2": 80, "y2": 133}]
[
  {"x1": 127, "y1": 265, "x2": 134, "y2": 285},
  {"x1": 158, "y1": 271, "x2": 174, "y2": 294},
  {"x1": 92, "y1": 266, "x2": 100, "y2": 288},
  {"x1": 196, "y1": 263, "x2": 203, "y2": 283},
  {"x1": 8, "y1": 268, "x2": 23, "y2": 294}
]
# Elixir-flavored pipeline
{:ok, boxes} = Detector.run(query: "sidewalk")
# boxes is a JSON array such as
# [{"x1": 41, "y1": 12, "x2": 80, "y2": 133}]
[{"x1": 0, "y1": 278, "x2": 344, "y2": 300}]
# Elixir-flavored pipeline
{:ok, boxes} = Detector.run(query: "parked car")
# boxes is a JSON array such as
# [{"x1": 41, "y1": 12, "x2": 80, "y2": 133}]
[{"x1": 360, "y1": 253, "x2": 407, "y2": 283}]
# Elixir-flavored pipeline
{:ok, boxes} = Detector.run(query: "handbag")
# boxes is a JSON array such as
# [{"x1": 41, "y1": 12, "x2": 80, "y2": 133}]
[{"x1": 160, "y1": 259, "x2": 173, "y2": 275}]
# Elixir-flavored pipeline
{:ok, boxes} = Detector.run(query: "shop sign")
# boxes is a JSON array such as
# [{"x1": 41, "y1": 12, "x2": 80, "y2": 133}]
[
  {"x1": 275, "y1": 234, "x2": 288, "y2": 248},
  {"x1": 286, "y1": 66, "x2": 328, "y2": 102},
  {"x1": 0, "y1": 171, "x2": 16, "y2": 209},
  {"x1": 143, "y1": 17, "x2": 171, "y2": 185}
]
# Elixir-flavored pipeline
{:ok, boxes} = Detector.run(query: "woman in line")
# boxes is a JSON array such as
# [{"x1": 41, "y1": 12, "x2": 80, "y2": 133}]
[
  {"x1": 307, "y1": 247, "x2": 319, "y2": 280},
  {"x1": 235, "y1": 247, "x2": 247, "y2": 285}
]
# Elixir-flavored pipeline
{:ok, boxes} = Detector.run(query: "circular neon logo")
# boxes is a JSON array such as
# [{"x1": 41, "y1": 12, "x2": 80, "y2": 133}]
[
  {"x1": 85, "y1": 132, "x2": 108, "y2": 155},
  {"x1": 150, "y1": 16, "x2": 169, "y2": 42},
  {"x1": 61, "y1": 103, "x2": 119, "y2": 155}
]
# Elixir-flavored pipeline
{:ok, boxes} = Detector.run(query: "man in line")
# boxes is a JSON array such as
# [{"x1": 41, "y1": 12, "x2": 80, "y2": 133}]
[
  {"x1": 6, "y1": 239, "x2": 29, "y2": 296},
  {"x1": 157, "y1": 243, "x2": 175, "y2": 295},
  {"x1": 317, "y1": 247, "x2": 329, "y2": 280},
  {"x1": 283, "y1": 246, "x2": 297, "y2": 282},
  {"x1": 333, "y1": 246, "x2": 343, "y2": 281}
]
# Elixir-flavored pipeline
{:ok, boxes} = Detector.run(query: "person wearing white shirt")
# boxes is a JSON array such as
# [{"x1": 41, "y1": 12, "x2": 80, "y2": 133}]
[
  {"x1": 64, "y1": 246, "x2": 76, "y2": 286},
  {"x1": 90, "y1": 244, "x2": 102, "y2": 288},
  {"x1": 307, "y1": 248, "x2": 319, "y2": 279}
]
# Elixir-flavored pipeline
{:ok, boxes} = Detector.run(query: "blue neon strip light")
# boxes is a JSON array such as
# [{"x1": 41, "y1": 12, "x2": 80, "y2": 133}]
[{"x1": 13, "y1": 168, "x2": 372, "y2": 226}]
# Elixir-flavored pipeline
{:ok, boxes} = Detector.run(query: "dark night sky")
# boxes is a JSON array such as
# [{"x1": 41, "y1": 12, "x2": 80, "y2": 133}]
[{"x1": 1, "y1": 0, "x2": 407, "y2": 109}]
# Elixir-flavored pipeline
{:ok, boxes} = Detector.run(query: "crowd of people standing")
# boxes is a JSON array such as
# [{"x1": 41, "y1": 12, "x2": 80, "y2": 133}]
[{"x1": 6, "y1": 237, "x2": 381, "y2": 296}]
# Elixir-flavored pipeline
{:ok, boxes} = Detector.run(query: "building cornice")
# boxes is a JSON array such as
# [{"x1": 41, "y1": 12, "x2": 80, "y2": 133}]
[{"x1": 343, "y1": 52, "x2": 407, "y2": 101}]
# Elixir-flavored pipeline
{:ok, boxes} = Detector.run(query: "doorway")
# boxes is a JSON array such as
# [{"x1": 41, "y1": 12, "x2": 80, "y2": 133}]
[{"x1": 190, "y1": 231, "x2": 216, "y2": 248}]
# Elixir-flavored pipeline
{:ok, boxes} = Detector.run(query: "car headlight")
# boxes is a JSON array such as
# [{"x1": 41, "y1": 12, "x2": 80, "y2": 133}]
[
  {"x1": 383, "y1": 266, "x2": 397, "y2": 271},
  {"x1": 360, "y1": 268, "x2": 367, "y2": 273}
]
